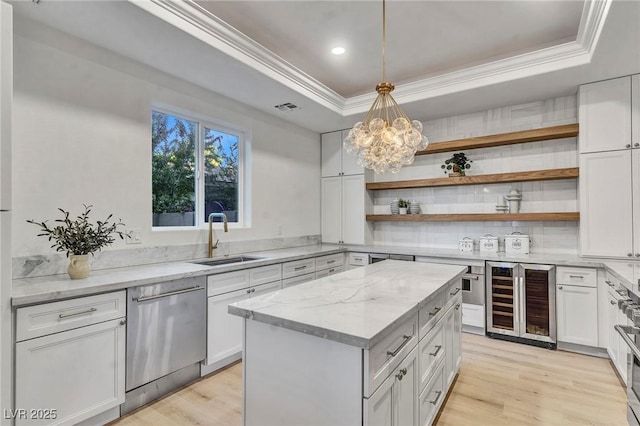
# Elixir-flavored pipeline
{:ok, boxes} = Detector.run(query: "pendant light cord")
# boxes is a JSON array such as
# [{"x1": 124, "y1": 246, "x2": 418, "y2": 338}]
[{"x1": 382, "y1": 0, "x2": 386, "y2": 82}]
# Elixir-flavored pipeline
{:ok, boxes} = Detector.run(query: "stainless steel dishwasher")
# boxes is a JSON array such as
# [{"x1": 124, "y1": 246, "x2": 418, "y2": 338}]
[{"x1": 122, "y1": 276, "x2": 206, "y2": 414}]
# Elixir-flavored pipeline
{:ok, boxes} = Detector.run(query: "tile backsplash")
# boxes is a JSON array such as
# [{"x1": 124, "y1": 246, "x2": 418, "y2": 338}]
[{"x1": 371, "y1": 94, "x2": 579, "y2": 254}]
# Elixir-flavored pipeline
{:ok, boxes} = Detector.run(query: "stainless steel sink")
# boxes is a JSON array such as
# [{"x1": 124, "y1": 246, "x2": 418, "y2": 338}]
[{"x1": 191, "y1": 256, "x2": 264, "y2": 267}]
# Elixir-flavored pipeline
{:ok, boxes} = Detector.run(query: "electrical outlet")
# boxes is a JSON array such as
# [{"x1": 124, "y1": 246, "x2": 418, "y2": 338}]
[
  {"x1": 276, "y1": 224, "x2": 282, "y2": 236},
  {"x1": 126, "y1": 229, "x2": 142, "y2": 244}
]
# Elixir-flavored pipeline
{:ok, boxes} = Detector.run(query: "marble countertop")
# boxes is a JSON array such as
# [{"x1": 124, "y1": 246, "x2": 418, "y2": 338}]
[
  {"x1": 11, "y1": 245, "x2": 344, "y2": 307},
  {"x1": 12, "y1": 241, "x2": 640, "y2": 307},
  {"x1": 228, "y1": 260, "x2": 466, "y2": 349}
]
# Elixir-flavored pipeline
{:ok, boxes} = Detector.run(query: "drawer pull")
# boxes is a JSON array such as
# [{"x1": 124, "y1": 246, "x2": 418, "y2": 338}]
[
  {"x1": 58, "y1": 307, "x2": 97, "y2": 319},
  {"x1": 605, "y1": 280, "x2": 613, "y2": 287},
  {"x1": 327, "y1": 260, "x2": 335, "y2": 264},
  {"x1": 569, "y1": 275, "x2": 584, "y2": 279},
  {"x1": 429, "y1": 390, "x2": 443, "y2": 406},
  {"x1": 120, "y1": 319, "x2": 127, "y2": 326},
  {"x1": 135, "y1": 286, "x2": 202, "y2": 302},
  {"x1": 329, "y1": 269, "x2": 335, "y2": 273},
  {"x1": 450, "y1": 288, "x2": 461, "y2": 296},
  {"x1": 429, "y1": 307, "x2": 442, "y2": 317},
  {"x1": 455, "y1": 304, "x2": 460, "y2": 310},
  {"x1": 354, "y1": 257, "x2": 363, "y2": 261},
  {"x1": 395, "y1": 368, "x2": 407, "y2": 381},
  {"x1": 294, "y1": 265, "x2": 307, "y2": 271},
  {"x1": 386, "y1": 335, "x2": 412, "y2": 358},
  {"x1": 429, "y1": 345, "x2": 442, "y2": 357}
]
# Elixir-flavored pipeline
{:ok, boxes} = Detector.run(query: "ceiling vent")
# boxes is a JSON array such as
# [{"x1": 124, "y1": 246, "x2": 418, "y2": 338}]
[{"x1": 274, "y1": 102, "x2": 299, "y2": 112}]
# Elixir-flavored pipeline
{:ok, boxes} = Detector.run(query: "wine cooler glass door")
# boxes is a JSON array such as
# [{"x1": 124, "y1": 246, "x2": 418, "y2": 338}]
[
  {"x1": 520, "y1": 264, "x2": 556, "y2": 343},
  {"x1": 487, "y1": 262, "x2": 519, "y2": 336}
]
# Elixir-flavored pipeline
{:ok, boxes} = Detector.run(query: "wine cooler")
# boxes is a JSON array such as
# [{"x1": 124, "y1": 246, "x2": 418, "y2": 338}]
[{"x1": 486, "y1": 262, "x2": 556, "y2": 348}]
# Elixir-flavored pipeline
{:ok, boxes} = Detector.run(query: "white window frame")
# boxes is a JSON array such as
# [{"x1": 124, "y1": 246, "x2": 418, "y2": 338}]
[{"x1": 151, "y1": 105, "x2": 251, "y2": 230}]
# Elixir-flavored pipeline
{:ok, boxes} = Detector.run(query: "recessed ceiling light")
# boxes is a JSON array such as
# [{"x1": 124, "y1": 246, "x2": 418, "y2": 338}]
[{"x1": 331, "y1": 47, "x2": 346, "y2": 55}]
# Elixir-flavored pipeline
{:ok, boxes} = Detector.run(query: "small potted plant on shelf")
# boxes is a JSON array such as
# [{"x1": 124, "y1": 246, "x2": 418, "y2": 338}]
[
  {"x1": 27, "y1": 204, "x2": 130, "y2": 279},
  {"x1": 398, "y1": 198, "x2": 409, "y2": 214},
  {"x1": 441, "y1": 152, "x2": 472, "y2": 177}
]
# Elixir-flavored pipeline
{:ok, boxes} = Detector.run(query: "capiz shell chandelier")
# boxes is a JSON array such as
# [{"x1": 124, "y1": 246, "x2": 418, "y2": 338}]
[{"x1": 343, "y1": 0, "x2": 428, "y2": 174}]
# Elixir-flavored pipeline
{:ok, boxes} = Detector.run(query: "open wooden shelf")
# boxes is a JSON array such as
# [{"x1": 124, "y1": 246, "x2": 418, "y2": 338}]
[
  {"x1": 366, "y1": 212, "x2": 580, "y2": 222},
  {"x1": 366, "y1": 167, "x2": 578, "y2": 190},
  {"x1": 415, "y1": 123, "x2": 578, "y2": 156}
]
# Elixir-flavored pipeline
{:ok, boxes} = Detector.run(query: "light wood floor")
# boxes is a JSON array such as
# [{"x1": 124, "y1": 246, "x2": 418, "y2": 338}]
[{"x1": 112, "y1": 334, "x2": 627, "y2": 425}]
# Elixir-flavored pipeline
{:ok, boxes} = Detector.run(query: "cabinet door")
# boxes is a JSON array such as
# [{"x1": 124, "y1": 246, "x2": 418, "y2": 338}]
[
  {"x1": 444, "y1": 306, "x2": 455, "y2": 387},
  {"x1": 607, "y1": 290, "x2": 620, "y2": 368},
  {"x1": 556, "y1": 285, "x2": 598, "y2": 346},
  {"x1": 252, "y1": 280, "x2": 281, "y2": 297},
  {"x1": 321, "y1": 131, "x2": 342, "y2": 177},
  {"x1": 321, "y1": 176, "x2": 342, "y2": 243},
  {"x1": 342, "y1": 174, "x2": 365, "y2": 245},
  {"x1": 579, "y1": 77, "x2": 631, "y2": 153},
  {"x1": 365, "y1": 371, "x2": 393, "y2": 426},
  {"x1": 453, "y1": 301, "x2": 462, "y2": 373},
  {"x1": 341, "y1": 129, "x2": 364, "y2": 175},
  {"x1": 206, "y1": 288, "x2": 249, "y2": 366},
  {"x1": 394, "y1": 346, "x2": 418, "y2": 426},
  {"x1": 633, "y1": 149, "x2": 640, "y2": 257},
  {"x1": 632, "y1": 74, "x2": 640, "y2": 148},
  {"x1": 15, "y1": 318, "x2": 125, "y2": 426},
  {"x1": 580, "y1": 150, "x2": 633, "y2": 257}
]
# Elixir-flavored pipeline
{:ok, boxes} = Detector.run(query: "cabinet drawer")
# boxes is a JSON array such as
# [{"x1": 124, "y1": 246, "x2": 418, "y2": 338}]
[
  {"x1": 419, "y1": 317, "x2": 445, "y2": 393},
  {"x1": 250, "y1": 264, "x2": 282, "y2": 286},
  {"x1": 348, "y1": 252, "x2": 368, "y2": 266},
  {"x1": 462, "y1": 303, "x2": 485, "y2": 328},
  {"x1": 418, "y1": 360, "x2": 445, "y2": 426},
  {"x1": 419, "y1": 291, "x2": 446, "y2": 339},
  {"x1": 364, "y1": 313, "x2": 418, "y2": 397},
  {"x1": 557, "y1": 267, "x2": 597, "y2": 287},
  {"x1": 315, "y1": 266, "x2": 344, "y2": 280},
  {"x1": 282, "y1": 272, "x2": 315, "y2": 289},
  {"x1": 207, "y1": 269, "x2": 250, "y2": 297},
  {"x1": 315, "y1": 253, "x2": 344, "y2": 271},
  {"x1": 446, "y1": 279, "x2": 462, "y2": 302},
  {"x1": 16, "y1": 291, "x2": 126, "y2": 342},
  {"x1": 282, "y1": 258, "x2": 316, "y2": 279}
]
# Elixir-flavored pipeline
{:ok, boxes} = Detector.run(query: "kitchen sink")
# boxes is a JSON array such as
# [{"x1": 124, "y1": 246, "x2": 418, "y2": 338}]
[{"x1": 191, "y1": 256, "x2": 264, "y2": 267}]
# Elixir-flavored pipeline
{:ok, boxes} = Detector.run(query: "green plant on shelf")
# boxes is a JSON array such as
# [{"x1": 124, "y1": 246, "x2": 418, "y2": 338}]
[
  {"x1": 398, "y1": 198, "x2": 409, "y2": 208},
  {"x1": 441, "y1": 152, "x2": 472, "y2": 176}
]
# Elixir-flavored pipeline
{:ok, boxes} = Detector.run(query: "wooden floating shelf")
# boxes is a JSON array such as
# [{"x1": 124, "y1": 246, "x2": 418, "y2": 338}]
[
  {"x1": 366, "y1": 167, "x2": 579, "y2": 190},
  {"x1": 366, "y1": 212, "x2": 580, "y2": 222},
  {"x1": 415, "y1": 123, "x2": 578, "y2": 155}
]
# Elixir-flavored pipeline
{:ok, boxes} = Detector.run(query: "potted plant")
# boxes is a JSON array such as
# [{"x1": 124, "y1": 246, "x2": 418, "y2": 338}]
[
  {"x1": 441, "y1": 152, "x2": 472, "y2": 177},
  {"x1": 27, "y1": 205, "x2": 130, "y2": 279},
  {"x1": 398, "y1": 198, "x2": 409, "y2": 214}
]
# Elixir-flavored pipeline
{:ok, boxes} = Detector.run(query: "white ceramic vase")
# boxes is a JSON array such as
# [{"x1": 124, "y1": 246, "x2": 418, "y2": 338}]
[
  {"x1": 399, "y1": 207, "x2": 408, "y2": 215},
  {"x1": 68, "y1": 254, "x2": 91, "y2": 279},
  {"x1": 390, "y1": 199, "x2": 400, "y2": 214}
]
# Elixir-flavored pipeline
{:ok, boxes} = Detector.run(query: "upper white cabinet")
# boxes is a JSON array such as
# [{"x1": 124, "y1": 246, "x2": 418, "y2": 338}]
[
  {"x1": 579, "y1": 75, "x2": 640, "y2": 258},
  {"x1": 579, "y1": 77, "x2": 632, "y2": 153},
  {"x1": 321, "y1": 130, "x2": 363, "y2": 177}
]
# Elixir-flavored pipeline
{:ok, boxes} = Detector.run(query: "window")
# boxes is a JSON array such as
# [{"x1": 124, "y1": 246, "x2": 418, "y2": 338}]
[{"x1": 152, "y1": 109, "x2": 245, "y2": 227}]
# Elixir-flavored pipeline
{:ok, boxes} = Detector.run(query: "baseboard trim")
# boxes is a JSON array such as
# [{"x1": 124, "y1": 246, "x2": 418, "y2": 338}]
[{"x1": 557, "y1": 341, "x2": 608, "y2": 358}]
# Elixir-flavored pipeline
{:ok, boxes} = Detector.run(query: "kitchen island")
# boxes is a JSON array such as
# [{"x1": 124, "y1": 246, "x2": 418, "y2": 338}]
[{"x1": 229, "y1": 260, "x2": 466, "y2": 426}]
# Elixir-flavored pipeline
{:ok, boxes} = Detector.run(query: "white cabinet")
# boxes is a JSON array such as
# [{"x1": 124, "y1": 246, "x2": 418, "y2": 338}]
[
  {"x1": 579, "y1": 77, "x2": 632, "y2": 154},
  {"x1": 555, "y1": 267, "x2": 599, "y2": 347},
  {"x1": 15, "y1": 292, "x2": 126, "y2": 426},
  {"x1": 204, "y1": 266, "x2": 282, "y2": 373},
  {"x1": 282, "y1": 272, "x2": 315, "y2": 288},
  {"x1": 365, "y1": 346, "x2": 418, "y2": 426},
  {"x1": 607, "y1": 285, "x2": 629, "y2": 384},
  {"x1": 579, "y1": 74, "x2": 640, "y2": 258},
  {"x1": 321, "y1": 174, "x2": 371, "y2": 245},
  {"x1": 443, "y1": 300, "x2": 462, "y2": 388},
  {"x1": 321, "y1": 130, "x2": 362, "y2": 177}
]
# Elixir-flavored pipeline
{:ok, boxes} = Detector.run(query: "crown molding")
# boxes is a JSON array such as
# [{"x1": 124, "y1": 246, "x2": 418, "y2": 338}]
[
  {"x1": 129, "y1": 0, "x2": 346, "y2": 114},
  {"x1": 130, "y1": 0, "x2": 611, "y2": 118}
]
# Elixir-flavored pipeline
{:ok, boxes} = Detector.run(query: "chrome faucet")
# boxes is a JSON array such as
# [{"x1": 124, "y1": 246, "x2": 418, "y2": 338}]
[{"x1": 208, "y1": 213, "x2": 228, "y2": 258}]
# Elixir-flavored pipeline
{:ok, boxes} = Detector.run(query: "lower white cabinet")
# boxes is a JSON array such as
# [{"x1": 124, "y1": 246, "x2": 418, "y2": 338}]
[
  {"x1": 15, "y1": 318, "x2": 125, "y2": 426},
  {"x1": 365, "y1": 346, "x2": 418, "y2": 426},
  {"x1": 418, "y1": 360, "x2": 445, "y2": 426},
  {"x1": 607, "y1": 286, "x2": 629, "y2": 383},
  {"x1": 282, "y1": 272, "x2": 315, "y2": 288},
  {"x1": 444, "y1": 300, "x2": 462, "y2": 388},
  {"x1": 556, "y1": 284, "x2": 598, "y2": 346},
  {"x1": 205, "y1": 268, "x2": 281, "y2": 372}
]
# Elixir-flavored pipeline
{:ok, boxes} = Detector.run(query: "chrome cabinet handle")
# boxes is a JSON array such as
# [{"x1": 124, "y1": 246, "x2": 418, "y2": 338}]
[
  {"x1": 558, "y1": 286, "x2": 563, "y2": 290},
  {"x1": 429, "y1": 307, "x2": 442, "y2": 317},
  {"x1": 569, "y1": 275, "x2": 583, "y2": 279},
  {"x1": 450, "y1": 287, "x2": 461, "y2": 296},
  {"x1": 396, "y1": 367, "x2": 408, "y2": 381},
  {"x1": 134, "y1": 286, "x2": 202, "y2": 302},
  {"x1": 327, "y1": 260, "x2": 335, "y2": 264},
  {"x1": 635, "y1": 143, "x2": 640, "y2": 148},
  {"x1": 246, "y1": 289, "x2": 251, "y2": 294},
  {"x1": 294, "y1": 265, "x2": 307, "y2": 271},
  {"x1": 605, "y1": 280, "x2": 613, "y2": 286},
  {"x1": 120, "y1": 319, "x2": 127, "y2": 326},
  {"x1": 455, "y1": 304, "x2": 460, "y2": 310},
  {"x1": 59, "y1": 307, "x2": 97, "y2": 319},
  {"x1": 626, "y1": 144, "x2": 632, "y2": 149},
  {"x1": 628, "y1": 253, "x2": 634, "y2": 257},
  {"x1": 387, "y1": 335, "x2": 412, "y2": 357},
  {"x1": 636, "y1": 253, "x2": 640, "y2": 257},
  {"x1": 429, "y1": 390, "x2": 443, "y2": 406},
  {"x1": 354, "y1": 257, "x2": 363, "y2": 261},
  {"x1": 611, "y1": 300, "x2": 617, "y2": 305},
  {"x1": 429, "y1": 345, "x2": 442, "y2": 357}
]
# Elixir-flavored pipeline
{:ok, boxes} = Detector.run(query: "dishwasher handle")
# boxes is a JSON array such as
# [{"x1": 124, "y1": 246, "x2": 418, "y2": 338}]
[{"x1": 133, "y1": 286, "x2": 203, "y2": 302}]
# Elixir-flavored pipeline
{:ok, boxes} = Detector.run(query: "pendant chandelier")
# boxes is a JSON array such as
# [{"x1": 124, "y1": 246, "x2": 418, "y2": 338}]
[{"x1": 343, "y1": 0, "x2": 429, "y2": 174}]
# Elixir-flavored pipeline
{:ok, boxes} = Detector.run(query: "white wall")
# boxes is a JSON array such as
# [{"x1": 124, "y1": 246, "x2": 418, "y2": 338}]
[
  {"x1": 371, "y1": 96, "x2": 579, "y2": 254},
  {"x1": 11, "y1": 17, "x2": 320, "y2": 258}
]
